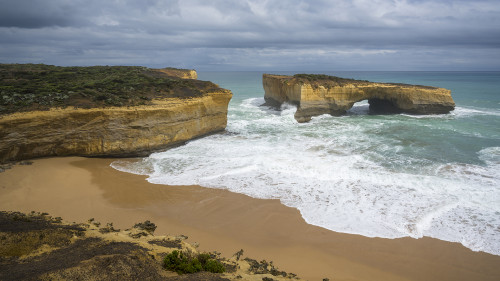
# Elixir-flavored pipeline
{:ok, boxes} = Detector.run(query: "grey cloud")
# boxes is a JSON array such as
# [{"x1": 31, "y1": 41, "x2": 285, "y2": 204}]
[
  {"x1": 0, "y1": 0, "x2": 499, "y2": 70},
  {"x1": 0, "y1": 0, "x2": 84, "y2": 28}
]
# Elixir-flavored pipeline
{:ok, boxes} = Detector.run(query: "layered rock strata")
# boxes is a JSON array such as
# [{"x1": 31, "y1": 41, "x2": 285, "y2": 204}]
[
  {"x1": 154, "y1": 67, "x2": 198, "y2": 79},
  {"x1": 0, "y1": 66, "x2": 232, "y2": 163},
  {"x1": 263, "y1": 74, "x2": 455, "y2": 122},
  {"x1": 0, "y1": 92, "x2": 231, "y2": 163}
]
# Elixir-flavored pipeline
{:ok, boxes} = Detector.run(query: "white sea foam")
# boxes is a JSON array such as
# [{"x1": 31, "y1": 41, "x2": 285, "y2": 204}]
[
  {"x1": 398, "y1": 106, "x2": 500, "y2": 120},
  {"x1": 111, "y1": 159, "x2": 152, "y2": 175},
  {"x1": 112, "y1": 97, "x2": 500, "y2": 256},
  {"x1": 452, "y1": 106, "x2": 500, "y2": 118}
]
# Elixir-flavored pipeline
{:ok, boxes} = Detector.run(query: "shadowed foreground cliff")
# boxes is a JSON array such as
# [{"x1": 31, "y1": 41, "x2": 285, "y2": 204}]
[
  {"x1": 263, "y1": 74, "x2": 455, "y2": 122},
  {"x1": 0, "y1": 211, "x2": 300, "y2": 281},
  {"x1": 0, "y1": 64, "x2": 232, "y2": 163}
]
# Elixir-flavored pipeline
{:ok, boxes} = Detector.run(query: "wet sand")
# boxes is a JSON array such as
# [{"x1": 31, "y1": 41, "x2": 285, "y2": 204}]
[{"x1": 1, "y1": 157, "x2": 499, "y2": 281}]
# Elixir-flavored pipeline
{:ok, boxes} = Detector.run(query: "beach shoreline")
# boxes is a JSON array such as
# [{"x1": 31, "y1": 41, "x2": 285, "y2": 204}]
[{"x1": 1, "y1": 157, "x2": 499, "y2": 281}]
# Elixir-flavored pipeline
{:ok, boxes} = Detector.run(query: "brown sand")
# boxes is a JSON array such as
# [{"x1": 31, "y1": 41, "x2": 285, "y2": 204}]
[{"x1": 1, "y1": 157, "x2": 499, "y2": 281}]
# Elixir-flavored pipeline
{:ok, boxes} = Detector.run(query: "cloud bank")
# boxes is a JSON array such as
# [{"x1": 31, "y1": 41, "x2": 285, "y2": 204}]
[{"x1": 1, "y1": 0, "x2": 499, "y2": 70}]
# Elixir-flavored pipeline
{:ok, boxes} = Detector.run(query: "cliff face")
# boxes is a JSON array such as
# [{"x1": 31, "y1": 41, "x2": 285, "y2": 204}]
[
  {"x1": 0, "y1": 65, "x2": 232, "y2": 163},
  {"x1": 263, "y1": 74, "x2": 455, "y2": 122},
  {"x1": 0, "y1": 91, "x2": 231, "y2": 162},
  {"x1": 154, "y1": 68, "x2": 198, "y2": 79}
]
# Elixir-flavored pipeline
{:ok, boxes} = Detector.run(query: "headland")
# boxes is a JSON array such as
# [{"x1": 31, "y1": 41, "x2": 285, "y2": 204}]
[{"x1": 0, "y1": 64, "x2": 232, "y2": 162}]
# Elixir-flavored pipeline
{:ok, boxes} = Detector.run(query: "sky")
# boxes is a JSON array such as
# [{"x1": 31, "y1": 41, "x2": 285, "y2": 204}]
[{"x1": 0, "y1": 0, "x2": 499, "y2": 71}]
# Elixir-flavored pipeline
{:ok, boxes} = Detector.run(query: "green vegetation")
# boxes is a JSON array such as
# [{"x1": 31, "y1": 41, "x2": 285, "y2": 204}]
[
  {"x1": 244, "y1": 258, "x2": 290, "y2": 277},
  {"x1": 293, "y1": 73, "x2": 436, "y2": 89},
  {"x1": 0, "y1": 64, "x2": 219, "y2": 115},
  {"x1": 163, "y1": 250, "x2": 226, "y2": 274},
  {"x1": 294, "y1": 73, "x2": 368, "y2": 86},
  {"x1": 133, "y1": 220, "x2": 157, "y2": 234},
  {"x1": 0, "y1": 211, "x2": 84, "y2": 257}
]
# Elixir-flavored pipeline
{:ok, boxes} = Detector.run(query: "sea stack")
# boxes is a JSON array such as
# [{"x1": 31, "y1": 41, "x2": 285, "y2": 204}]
[
  {"x1": 262, "y1": 74, "x2": 455, "y2": 123},
  {"x1": 0, "y1": 65, "x2": 232, "y2": 163}
]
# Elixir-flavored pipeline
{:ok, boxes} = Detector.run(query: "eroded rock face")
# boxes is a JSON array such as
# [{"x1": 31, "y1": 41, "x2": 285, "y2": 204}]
[
  {"x1": 154, "y1": 67, "x2": 198, "y2": 79},
  {"x1": 0, "y1": 91, "x2": 232, "y2": 163},
  {"x1": 0, "y1": 65, "x2": 232, "y2": 163},
  {"x1": 263, "y1": 74, "x2": 455, "y2": 122}
]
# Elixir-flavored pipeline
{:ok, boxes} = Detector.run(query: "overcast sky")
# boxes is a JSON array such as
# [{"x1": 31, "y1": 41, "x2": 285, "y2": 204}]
[{"x1": 0, "y1": 0, "x2": 499, "y2": 71}]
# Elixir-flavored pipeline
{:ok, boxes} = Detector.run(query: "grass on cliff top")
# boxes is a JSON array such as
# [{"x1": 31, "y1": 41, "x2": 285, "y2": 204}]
[
  {"x1": 293, "y1": 73, "x2": 437, "y2": 89},
  {"x1": 0, "y1": 64, "x2": 220, "y2": 115},
  {"x1": 293, "y1": 74, "x2": 369, "y2": 87}
]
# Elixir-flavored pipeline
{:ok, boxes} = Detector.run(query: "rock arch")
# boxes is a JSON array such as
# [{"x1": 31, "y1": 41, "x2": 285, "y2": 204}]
[{"x1": 263, "y1": 74, "x2": 455, "y2": 123}]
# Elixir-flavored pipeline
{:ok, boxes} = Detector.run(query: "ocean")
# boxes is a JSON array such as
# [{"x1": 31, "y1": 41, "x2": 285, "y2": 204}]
[{"x1": 112, "y1": 71, "x2": 500, "y2": 256}]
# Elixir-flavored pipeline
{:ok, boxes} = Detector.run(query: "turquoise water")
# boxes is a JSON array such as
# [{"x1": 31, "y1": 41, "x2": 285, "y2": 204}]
[{"x1": 112, "y1": 71, "x2": 500, "y2": 255}]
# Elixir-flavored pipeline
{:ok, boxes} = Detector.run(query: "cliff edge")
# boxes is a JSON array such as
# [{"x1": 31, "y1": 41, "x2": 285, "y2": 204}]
[
  {"x1": 0, "y1": 211, "x2": 301, "y2": 280},
  {"x1": 0, "y1": 64, "x2": 232, "y2": 163},
  {"x1": 263, "y1": 74, "x2": 455, "y2": 122},
  {"x1": 154, "y1": 67, "x2": 198, "y2": 79}
]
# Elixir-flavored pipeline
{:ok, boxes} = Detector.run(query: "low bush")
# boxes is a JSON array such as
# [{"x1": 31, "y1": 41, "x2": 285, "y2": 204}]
[
  {"x1": 0, "y1": 64, "x2": 222, "y2": 115},
  {"x1": 204, "y1": 258, "x2": 226, "y2": 273},
  {"x1": 163, "y1": 250, "x2": 225, "y2": 274},
  {"x1": 133, "y1": 220, "x2": 157, "y2": 234}
]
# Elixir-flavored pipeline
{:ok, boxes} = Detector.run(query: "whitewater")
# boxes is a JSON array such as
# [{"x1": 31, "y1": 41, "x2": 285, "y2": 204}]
[{"x1": 112, "y1": 71, "x2": 500, "y2": 256}]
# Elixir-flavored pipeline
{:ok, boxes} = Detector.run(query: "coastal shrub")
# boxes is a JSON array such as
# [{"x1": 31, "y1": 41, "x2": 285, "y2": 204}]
[
  {"x1": 0, "y1": 64, "x2": 220, "y2": 115},
  {"x1": 163, "y1": 250, "x2": 199, "y2": 274},
  {"x1": 163, "y1": 250, "x2": 225, "y2": 274},
  {"x1": 294, "y1": 73, "x2": 369, "y2": 87},
  {"x1": 203, "y1": 258, "x2": 225, "y2": 273},
  {"x1": 197, "y1": 252, "x2": 211, "y2": 265},
  {"x1": 133, "y1": 220, "x2": 157, "y2": 234}
]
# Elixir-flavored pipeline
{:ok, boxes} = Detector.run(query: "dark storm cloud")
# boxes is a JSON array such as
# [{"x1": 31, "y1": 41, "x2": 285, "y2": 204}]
[
  {"x1": 0, "y1": 0, "x2": 78, "y2": 28},
  {"x1": 0, "y1": 0, "x2": 499, "y2": 70}
]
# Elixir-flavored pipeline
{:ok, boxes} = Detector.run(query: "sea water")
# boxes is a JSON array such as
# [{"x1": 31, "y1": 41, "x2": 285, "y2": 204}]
[{"x1": 112, "y1": 71, "x2": 500, "y2": 255}]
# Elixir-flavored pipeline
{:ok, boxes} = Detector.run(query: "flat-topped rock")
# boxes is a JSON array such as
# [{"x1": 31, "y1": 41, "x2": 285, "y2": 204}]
[
  {"x1": 0, "y1": 64, "x2": 232, "y2": 162},
  {"x1": 263, "y1": 74, "x2": 455, "y2": 122}
]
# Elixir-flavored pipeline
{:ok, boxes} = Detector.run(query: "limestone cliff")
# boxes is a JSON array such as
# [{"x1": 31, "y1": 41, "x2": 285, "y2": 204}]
[
  {"x1": 0, "y1": 65, "x2": 232, "y2": 163},
  {"x1": 0, "y1": 92, "x2": 231, "y2": 163},
  {"x1": 263, "y1": 74, "x2": 455, "y2": 122},
  {"x1": 154, "y1": 67, "x2": 198, "y2": 79}
]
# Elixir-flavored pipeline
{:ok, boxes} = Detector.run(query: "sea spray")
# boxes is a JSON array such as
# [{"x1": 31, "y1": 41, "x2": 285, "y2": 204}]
[{"x1": 112, "y1": 71, "x2": 500, "y2": 256}]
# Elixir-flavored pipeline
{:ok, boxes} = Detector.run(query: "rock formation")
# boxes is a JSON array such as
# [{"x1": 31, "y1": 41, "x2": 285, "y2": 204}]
[
  {"x1": 0, "y1": 211, "x2": 300, "y2": 280},
  {"x1": 263, "y1": 74, "x2": 455, "y2": 122},
  {"x1": 0, "y1": 94, "x2": 231, "y2": 162},
  {"x1": 0, "y1": 66, "x2": 232, "y2": 163},
  {"x1": 154, "y1": 67, "x2": 198, "y2": 79}
]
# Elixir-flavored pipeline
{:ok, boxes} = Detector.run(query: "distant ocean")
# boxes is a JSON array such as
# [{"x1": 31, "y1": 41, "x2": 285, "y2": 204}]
[{"x1": 112, "y1": 71, "x2": 500, "y2": 256}]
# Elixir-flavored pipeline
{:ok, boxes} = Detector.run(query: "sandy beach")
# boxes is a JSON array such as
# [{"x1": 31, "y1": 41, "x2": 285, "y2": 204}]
[{"x1": 1, "y1": 157, "x2": 499, "y2": 281}]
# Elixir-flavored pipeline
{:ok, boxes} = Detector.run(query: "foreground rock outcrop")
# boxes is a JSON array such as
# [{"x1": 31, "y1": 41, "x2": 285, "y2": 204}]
[
  {"x1": 0, "y1": 211, "x2": 301, "y2": 281},
  {"x1": 263, "y1": 74, "x2": 455, "y2": 122},
  {"x1": 0, "y1": 65, "x2": 232, "y2": 163}
]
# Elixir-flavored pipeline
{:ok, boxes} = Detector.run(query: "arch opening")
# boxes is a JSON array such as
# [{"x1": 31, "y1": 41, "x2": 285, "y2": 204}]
[
  {"x1": 346, "y1": 100, "x2": 370, "y2": 115},
  {"x1": 367, "y1": 98, "x2": 402, "y2": 114}
]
